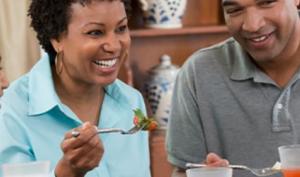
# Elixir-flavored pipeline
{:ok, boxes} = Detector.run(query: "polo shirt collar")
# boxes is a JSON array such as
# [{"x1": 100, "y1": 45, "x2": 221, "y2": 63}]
[
  {"x1": 229, "y1": 42, "x2": 300, "y2": 86},
  {"x1": 229, "y1": 41, "x2": 277, "y2": 85},
  {"x1": 28, "y1": 55, "x2": 130, "y2": 127},
  {"x1": 100, "y1": 80, "x2": 133, "y2": 128},
  {"x1": 230, "y1": 42, "x2": 257, "y2": 81},
  {"x1": 28, "y1": 55, "x2": 61, "y2": 116}
]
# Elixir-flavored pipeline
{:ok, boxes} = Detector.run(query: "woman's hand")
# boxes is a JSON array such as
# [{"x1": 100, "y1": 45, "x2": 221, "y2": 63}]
[
  {"x1": 55, "y1": 122, "x2": 104, "y2": 177},
  {"x1": 205, "y1": 152, "x2": 229, "y2": 167}
]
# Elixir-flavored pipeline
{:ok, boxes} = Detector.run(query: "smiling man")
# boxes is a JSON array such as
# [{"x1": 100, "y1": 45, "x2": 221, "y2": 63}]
[{"x1": 166, "y1": 0, "x2": 300, "y2": 177}]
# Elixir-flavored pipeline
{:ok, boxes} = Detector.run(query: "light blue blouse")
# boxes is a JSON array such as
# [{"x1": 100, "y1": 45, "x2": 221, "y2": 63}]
[{"x1": 0, "y1": 55, "x2": 151, "y2": 177}]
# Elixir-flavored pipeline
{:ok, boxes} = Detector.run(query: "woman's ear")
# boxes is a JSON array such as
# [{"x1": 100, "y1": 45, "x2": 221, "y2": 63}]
[{"x1": 50, "y1": 38, "x2": 63, "y2": 52}]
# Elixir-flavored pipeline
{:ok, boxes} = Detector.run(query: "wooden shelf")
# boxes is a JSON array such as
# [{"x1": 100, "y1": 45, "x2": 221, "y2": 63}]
[
  {"x1": 130, "y1": 25, "x2": 228, "y2": 37},
  {"x1": 125, "y1": 2, "x2": 229, "y2": 177}
]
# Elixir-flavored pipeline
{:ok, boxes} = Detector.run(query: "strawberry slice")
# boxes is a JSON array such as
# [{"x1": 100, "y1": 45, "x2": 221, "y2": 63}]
[{"x1": 133, "y1": 116, "x2": 140, "y2": 125}]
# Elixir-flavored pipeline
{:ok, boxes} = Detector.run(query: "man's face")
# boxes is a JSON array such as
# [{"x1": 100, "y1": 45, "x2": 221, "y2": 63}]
[{"x1": 222, "y1": 0, "x2": 300, "y2": 63}]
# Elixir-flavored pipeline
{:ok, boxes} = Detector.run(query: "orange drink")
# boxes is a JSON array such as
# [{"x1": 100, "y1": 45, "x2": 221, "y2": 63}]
[
  {"x1": 279, "y1": 144, "x2": 300, "y2": 177},
  {"x1": 282, "y1": 169, "x2": 300, "y2": 177}
]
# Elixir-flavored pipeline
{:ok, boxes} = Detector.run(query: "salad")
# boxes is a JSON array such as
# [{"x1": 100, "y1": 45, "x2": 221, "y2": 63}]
[{"x1": 133, "y1": 109, "x2": 158, "y2": 131}]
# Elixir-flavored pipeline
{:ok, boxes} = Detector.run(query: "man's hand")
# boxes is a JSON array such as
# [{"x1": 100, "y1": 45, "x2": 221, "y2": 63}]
[
  {"x1": 55, "y1": 122, "x2": 104, "y2": 177},
  {"x1": 171, "y1": 152, "x2": 229, "y2": 177},
  {"x1": 205, "y1": 153, "x2": 229, "y2": 167}
]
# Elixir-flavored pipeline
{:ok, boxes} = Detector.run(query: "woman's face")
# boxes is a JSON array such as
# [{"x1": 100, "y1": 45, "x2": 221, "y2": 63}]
[{"x1": 52, "y1": 0, "x2": 130, "y2": 87}]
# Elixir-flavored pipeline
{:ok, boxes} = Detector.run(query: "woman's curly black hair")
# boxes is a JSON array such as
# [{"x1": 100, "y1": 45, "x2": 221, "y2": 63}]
[{"x1": 28, "y1": 0, "x2": 131, "y2": 61}]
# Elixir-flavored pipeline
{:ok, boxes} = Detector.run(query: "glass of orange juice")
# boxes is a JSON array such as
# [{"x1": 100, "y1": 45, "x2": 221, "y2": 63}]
[{"x1": 279, "y1": 144, "x2": 300, "y2": 177}]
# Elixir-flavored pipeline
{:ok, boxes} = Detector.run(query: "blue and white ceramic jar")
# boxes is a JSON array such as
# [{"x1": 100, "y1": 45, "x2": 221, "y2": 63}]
[
  {"x1": 144, "y1": 55, "x2": 180, "y2": 129},
  {"x1": 139, "y1": 0, "x2": 187, "y2": 29}
]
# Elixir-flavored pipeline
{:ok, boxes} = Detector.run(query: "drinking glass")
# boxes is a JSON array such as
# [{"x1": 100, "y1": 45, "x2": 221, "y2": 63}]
[
  {"x1": 186, "y1": 167, "x2": 233, "y2": 177},
  {"x1": 2, "y1": 161, "x2": 50, "y2": 177},
  {"x1": 279, "y1": 144, "x2": 300, "y2": 177}
]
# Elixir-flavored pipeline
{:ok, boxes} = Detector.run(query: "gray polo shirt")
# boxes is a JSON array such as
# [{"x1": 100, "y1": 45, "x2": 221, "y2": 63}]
[{"x1": 166, "y1": 38, "x2": 300, "y2": 177}]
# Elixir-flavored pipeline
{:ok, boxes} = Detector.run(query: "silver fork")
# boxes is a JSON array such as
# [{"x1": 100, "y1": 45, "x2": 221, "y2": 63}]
[
  {"x1": 71, "y1": 124, "x2": 146, "y2": 137},
  {"x1": 186, "y1": 163, "x2": 281, "y2": 176},
  {"x1": 96, "y1": 124, "x2": 146, "y2": 135}
]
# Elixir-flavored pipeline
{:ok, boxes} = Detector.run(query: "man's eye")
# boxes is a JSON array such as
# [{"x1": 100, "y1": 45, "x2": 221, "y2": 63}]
[
  {"x1": 87, "y1": 30, "x2": 104, "y2": 36},
  {"x1": 116, "y1": 25, "x2": 128, "y2": 33},
  {"x1": 258, "y1": 0, "x2": 276, "y2": 7},
  {"x1": 225, "y1": 8, "x2": 243, "y2": 15}
]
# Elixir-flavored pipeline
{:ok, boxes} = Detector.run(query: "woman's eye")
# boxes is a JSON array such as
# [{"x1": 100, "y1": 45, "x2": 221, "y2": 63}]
[
  {"x1": 116, "y1": 25, "x2": 128, "y2": 33},
  {"x1": 87, "y1": 30, "x2": 104, "y2": 36}
]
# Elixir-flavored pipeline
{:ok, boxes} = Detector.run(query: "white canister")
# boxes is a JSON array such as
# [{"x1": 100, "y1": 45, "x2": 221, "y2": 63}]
[{"x1": 144, "y1": 55, "x2": 180, "y2": 129}]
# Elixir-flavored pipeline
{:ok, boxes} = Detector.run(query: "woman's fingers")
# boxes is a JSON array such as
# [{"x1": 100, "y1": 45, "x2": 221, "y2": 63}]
[
  {"x1": 60, "y1": 122, "x2": 104, "y2": 172},
  {"x1": 63, "y1": 122, "x2": 98, "y2": 149},
  {"x1": 70, "y1": 140, "x2": 103, "y2": 170}
]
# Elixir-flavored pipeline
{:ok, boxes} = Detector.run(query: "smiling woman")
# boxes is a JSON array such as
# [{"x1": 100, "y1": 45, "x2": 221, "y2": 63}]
[{"x1": 0, "y1": 1, "x2": 151, "y2": 177}]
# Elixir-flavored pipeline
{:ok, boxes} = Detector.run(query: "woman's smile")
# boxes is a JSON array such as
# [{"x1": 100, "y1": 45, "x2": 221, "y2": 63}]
[
  {"x1": 92, "y1": 58, "x2": 118, "y2": 68},
  {"x1": 92, "y1": 57, "x2": 119, "y2": 74}
]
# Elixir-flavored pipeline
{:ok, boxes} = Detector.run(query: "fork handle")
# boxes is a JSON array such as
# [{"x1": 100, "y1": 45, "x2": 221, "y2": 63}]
[
  {"x1": 228, "y1": 165, "x2": 248, "y2": 170},
  {"x1": 186, "y1": 163, "x2": 248, "y2": 170},
  {"x1": 96, "y1": 128, "x2": 123, "y2": 134}
]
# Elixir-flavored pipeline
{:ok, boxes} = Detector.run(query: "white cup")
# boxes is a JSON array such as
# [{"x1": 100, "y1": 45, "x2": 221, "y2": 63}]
[
  {"x1": 278, "y1": 144, "x2": 300, "y2": 177},
  {"x1": 186, "y1": 167, "x2": 233, "y2": 177},
  {"x1": 2, "y1": 161, "x2": 50, "y2": 177}
]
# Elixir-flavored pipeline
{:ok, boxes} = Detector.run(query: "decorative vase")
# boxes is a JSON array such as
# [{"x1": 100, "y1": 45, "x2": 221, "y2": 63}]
[
  {"x1": 144, "y1": 55, "x2": 180, "y2": 129},
  {"x1": 138, "y1": 0, "x2": 187, "y2": 29}
]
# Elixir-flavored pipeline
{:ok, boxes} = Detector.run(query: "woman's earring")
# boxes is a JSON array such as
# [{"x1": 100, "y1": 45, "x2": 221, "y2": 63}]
[{"x1": 55, "y1": 51, "x2": 64, "y2": 75}]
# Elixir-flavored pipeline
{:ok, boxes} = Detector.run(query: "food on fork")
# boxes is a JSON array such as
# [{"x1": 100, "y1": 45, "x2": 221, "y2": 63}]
[{"x1": 133, "y1": 109, "x2": 158, "y2": 131}]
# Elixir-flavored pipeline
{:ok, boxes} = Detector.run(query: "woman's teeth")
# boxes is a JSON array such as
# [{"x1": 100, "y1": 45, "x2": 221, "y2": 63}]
[{"x1": 94, "y1": 58, "x2": 117, "y2": 68}]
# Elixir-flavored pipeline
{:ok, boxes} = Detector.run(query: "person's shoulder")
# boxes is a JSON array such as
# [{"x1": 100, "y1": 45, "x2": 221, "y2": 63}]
[
  {"x1": 188, "y1": 38, "x2": 238, "y2": 64},
  {"x1": 1, "y1": 74, "x2": 30, "y2": 120},
  {"x1": 177, "y1": 38, "x2": 244, "y2": 81},
  {"x1": 114, "y1": 79, "x2": 137, "y2": 91},
  {"x1": 109, "y1": 79, "x2": 145, "y2": 110},
  {"x1": 3, "y1": 74, "x2": 30, "y2": 102},
  {"x1": 182, "y1": 38, "x2": 242, "y2": 71},
  {"x1": 4, "y1": 55, "x2": 50, "y2": 99},
  {"x1": 114, "y1": 79, "x2": 143, "y2": 98}
]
